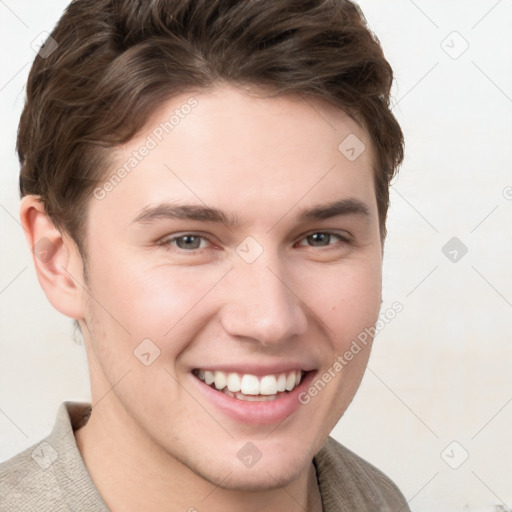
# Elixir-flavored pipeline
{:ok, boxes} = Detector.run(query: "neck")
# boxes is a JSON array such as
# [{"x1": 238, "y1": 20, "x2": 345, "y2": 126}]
[{"x1": 74, "y1": 397, "x2": 323, "y2": 512}]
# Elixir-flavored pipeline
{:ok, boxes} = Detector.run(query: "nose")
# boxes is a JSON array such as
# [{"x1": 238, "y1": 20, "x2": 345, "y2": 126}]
[{"x1": 219, "y1": 256, "x2": 308, "y2": 347}]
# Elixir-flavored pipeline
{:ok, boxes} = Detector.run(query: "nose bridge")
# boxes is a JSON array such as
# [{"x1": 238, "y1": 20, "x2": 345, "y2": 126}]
[{"x1": 220, "y1": 253, "x2": 308, "y2": 345}]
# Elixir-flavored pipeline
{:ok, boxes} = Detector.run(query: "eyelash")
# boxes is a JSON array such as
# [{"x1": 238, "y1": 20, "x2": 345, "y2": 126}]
[
  {"x1": 295, "y1": 232, "x2": 349, "y2": 248},
  {"x1": 159, "y1": 233, "x2": 212, "y2": 251},
  {"x1": 158, "y1": 231, "x2": 350, "y2": 252}
]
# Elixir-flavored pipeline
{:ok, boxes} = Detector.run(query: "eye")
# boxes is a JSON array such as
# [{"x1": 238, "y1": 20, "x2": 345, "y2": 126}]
[
  {"x1": 297, "y1": 232, "x2": 347, "y2": 248},
  {"x1": 160, "y1": 234, "x2": 211, "y2": 251}
]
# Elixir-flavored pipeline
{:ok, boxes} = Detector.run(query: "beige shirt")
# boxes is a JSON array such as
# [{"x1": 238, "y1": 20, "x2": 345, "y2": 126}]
[{"x1": 0, "y1": 402, "x2": 411, "y2": 511}]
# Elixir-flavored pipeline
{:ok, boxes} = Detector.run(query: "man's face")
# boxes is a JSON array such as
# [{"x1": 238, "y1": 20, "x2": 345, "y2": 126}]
[{"x1": 79, "y1": 84, "x2": 382, "y2": 490}]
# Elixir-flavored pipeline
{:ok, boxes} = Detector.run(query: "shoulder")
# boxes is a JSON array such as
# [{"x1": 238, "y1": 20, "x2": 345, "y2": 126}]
[
  {"x1": 315, "y1": 436, "x2": 411, "y2": 511},
  {"x1": 0, "y1": 439, "x2": 69, "y2": 512},
  {"x1": 0, "y1": 402, "x2": 108, "y2": 512}
]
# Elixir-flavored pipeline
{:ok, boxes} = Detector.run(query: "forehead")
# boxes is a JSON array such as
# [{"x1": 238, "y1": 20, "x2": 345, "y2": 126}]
[{"x1": 89, "y1": 84, "x2": 376, "y2": 227}]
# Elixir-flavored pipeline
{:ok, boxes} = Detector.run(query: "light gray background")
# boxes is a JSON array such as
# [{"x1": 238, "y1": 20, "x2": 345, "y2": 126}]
[{"x1": 1, "y1": 1, "x2": 511, "y2": 511}]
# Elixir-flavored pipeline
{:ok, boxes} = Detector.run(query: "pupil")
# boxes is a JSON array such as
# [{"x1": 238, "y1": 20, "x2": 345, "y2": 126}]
[
  {"x1": 309, "y1": 233, "x2": 329, "y2": 246},
  {"x1": 177, "y1": 235, "x2": 200, "y2": 249}
]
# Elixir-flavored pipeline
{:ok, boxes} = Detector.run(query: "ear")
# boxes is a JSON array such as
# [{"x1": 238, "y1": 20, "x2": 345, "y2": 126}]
[{"x1": 20, "y1": 195, "x2": 85, "y2": 320}]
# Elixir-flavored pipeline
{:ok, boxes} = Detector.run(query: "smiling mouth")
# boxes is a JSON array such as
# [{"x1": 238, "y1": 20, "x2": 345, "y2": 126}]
[{"x1": 192, "y1": 369, "x2": 305, "y2": 402}]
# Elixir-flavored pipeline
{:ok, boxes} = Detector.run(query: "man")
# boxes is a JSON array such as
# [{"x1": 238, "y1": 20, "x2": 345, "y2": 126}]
[{"x1": 0, "y1": 0, "x2": 408, "y2": 510}]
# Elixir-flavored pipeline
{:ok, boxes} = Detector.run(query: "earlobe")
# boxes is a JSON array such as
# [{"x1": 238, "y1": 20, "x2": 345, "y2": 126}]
[{"x1": 20, "y1": 195, "x2": 85, "y2": 320}]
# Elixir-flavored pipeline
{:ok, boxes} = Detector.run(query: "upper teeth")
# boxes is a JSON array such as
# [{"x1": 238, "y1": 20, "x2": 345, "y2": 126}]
[{"x1": 196, "y1": 370, "x2": 302, "y2": 396}]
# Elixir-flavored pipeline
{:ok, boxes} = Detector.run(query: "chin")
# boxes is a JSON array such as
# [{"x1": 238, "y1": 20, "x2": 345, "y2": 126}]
[
  {"x1": 187, "y1": 451, "x2": 309, "y2": 493},
  {"x1": 215, "y1": 465, "x2": 303, "y2": 492}
]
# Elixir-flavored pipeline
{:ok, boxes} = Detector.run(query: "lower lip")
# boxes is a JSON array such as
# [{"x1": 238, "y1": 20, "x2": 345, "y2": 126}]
[{"x1": 191, "y1": 371, "x2": 316, "y2": 425}]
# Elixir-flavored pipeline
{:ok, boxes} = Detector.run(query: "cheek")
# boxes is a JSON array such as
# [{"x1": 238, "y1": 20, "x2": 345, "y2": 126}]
[
  {"x1": 83, "y1": 250, "x2": 224, "y2": 350},
  {"x1": 301, "y1": 258, "x2": 382, "y2": 343}
]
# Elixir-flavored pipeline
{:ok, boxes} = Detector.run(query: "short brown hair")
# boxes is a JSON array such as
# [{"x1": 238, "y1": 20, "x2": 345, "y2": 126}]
[{"x1": 18, "y1": 0, "x2": 404, "y2": 255}]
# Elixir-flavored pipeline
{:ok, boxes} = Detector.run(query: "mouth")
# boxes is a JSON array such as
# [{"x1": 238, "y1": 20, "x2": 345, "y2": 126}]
[{"x1": 192, "y1": 369, "x2": 305, "y2": 402}]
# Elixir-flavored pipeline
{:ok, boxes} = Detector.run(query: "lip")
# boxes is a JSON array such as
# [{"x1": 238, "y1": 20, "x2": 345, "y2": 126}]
[{"x1": 190, "y1": 369, "x2": 317, "y2": 425}]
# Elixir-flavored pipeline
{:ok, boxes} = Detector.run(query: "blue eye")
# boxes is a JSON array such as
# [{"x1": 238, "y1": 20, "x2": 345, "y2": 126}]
[
  {"x1": 176, "y1": 235, "x2": 202, "y2": 249},
  {"x1": 158, "y1": 231, "x2": 348, "y2": 254},
  {"x1": 299, "y1": 232, "x2": 345, "y2": 247},
  {"x1": 163, "y1": 234, "x2": 210, "y2": 250}
]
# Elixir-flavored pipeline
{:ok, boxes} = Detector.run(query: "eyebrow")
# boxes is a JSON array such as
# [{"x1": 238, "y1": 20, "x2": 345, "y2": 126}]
[
  {"x1": 131, "y1": 198, "x2": 370, "y2": 227},
  {"x1": 132, "y1": 204, "x2": 240, "y2": 226},
  {"x1": 296, "y1": 198, "x2": 370, "y2": 222}
]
